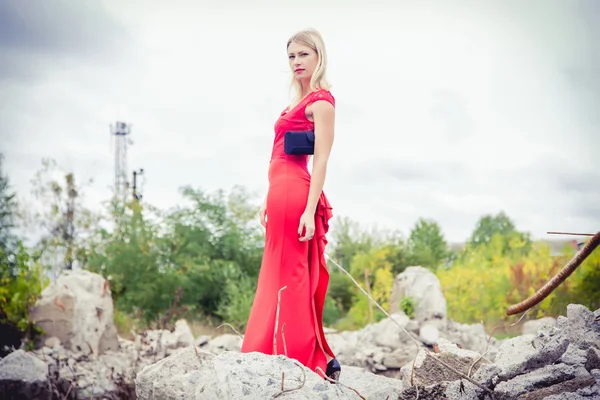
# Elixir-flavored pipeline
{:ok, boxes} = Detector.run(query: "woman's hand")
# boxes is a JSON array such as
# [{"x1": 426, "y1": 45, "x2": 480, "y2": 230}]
[
  {"x1": 258, "y1": 204, "x2": 267, "y2": 228},
  {"x1": 298, "y1": 211, "x2": 315, "y2": 242}
]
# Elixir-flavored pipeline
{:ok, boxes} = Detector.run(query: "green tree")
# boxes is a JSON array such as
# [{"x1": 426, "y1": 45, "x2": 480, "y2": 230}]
[
  {"x1": 329, "y1": 216, "x2": 385, "y2": 270},
  {"x1": 380, "y1": 234, "x2": 411, "y2": 275},
  {"x1": 23, "y1": 158, "x2": 100, "y2": 274},
  {"x1": 0, "y1": 154, "x2": 19, "y2": 272},
  {"x1": 336, "y1": 246, "x2": 396, "y2": 330},
  {"x1": 327, "y1": 218, "x2": 412, "y2": 322},
  {"x1": 0, "y1": 243, "x2": 46, "y2": 354},
  {"x1": 467, "y1": 211, "x2": 531, "y2": 256},
  {"x1": 0, "y1": 156, "x2": 45, "y2": 354},
  {"x1": 558, "y1": 238, "x2": 600, "y2": 312},
  {"x1": 327, "y1": 217, "x2": 410, "y2": 321},
  {"x1": 407, "y1": 218, "x2": 448, "y2": 270},
  {"x1": 86, "y1": 201, "x2": 180, "y2": 324},
  {"x1": 469, "y1": 211, "x2": 515, "y2": 246},
  {"x1": 86, "y1": 185, "x2": 266, "y2": 330}
]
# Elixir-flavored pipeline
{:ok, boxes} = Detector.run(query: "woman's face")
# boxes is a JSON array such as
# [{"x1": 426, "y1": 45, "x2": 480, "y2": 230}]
[{"x1": 288, "y1": 41, "x2": 318, "y2": 83}]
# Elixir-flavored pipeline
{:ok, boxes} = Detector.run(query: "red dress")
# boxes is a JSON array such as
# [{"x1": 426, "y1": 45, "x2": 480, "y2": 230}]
[{"x1": 241, "y1": 89, "x2": 336, "y2": 374}]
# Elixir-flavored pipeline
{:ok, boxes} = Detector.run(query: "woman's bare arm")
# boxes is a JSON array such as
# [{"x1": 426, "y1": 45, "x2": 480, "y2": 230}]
[{"x1": 304, "y1": 100, "x2": 335, "y2": 214}]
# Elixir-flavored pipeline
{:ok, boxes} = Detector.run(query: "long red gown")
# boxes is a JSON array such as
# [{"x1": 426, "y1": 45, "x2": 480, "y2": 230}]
[{"x1": 241, "y1": 89, "x2": 336, "y2": 375}]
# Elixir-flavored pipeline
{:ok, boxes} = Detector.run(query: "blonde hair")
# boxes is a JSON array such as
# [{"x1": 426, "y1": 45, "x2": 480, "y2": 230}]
[{"x1": 287, "y1": 28, "x2": 331, "y2": 102}]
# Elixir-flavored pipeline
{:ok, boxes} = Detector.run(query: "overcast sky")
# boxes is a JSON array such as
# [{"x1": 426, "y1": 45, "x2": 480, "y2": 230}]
[{"x1": 1, "y1": 0, "x2": 599, "y2": 244}]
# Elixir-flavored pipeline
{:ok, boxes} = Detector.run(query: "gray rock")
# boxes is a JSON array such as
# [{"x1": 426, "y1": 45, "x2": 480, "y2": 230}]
[
  {"x1": 419, "y1": 324, "x2": 440, "y2": 345},
  {"x1": 567, "y1": 304, "x2": 595, "y2": 329},
  {"x1": 0, "y1": 350, "x2": 51, "y2": 400},
  {"x1": 28, "y1": 269, "x2": 119, "y2": 356},
  {"x1": 561, "y1": 346, "x2": 590, "y2": 366},
  {"x1": 473, "y1": 363, "x2": 501, "y2": 387},
  {"x1": 564, "y1": 304, "x2": 600, "y2": 351},
  {"x1": 523, "y1": 316, "x2": 557, "y2": 336},
  {"x1": 389, "y1": 266, "x2": 447, "y2": 323},
  {"x1": 526, "y1": 374, "x2": 598, "y2": 399},
  {"x1": 494, "y1": 333, "x2": 569, "y2": 380},
  {"x1": 400, "y1": 338, "x2": 489, "y2": 386},
  {"x1": 584, "y1": 347, "x2": 600, "y2": 373},
  {"x1": 494, "y1": 363, "x2": 580, "y2": 398},
  {"x1": 591, "y1": 369, "x2": 600, "y2": 386},
  {"x1": 135, "y1": 346, "x2": 215, "y2": 399},
  {"x1": 443, "y1": 379, "x2": 480, "y2": 400},
  {"x1": 381, "y1": 348, "x2": 413, "y2": 369},
  {"x1": 135, "y1": 347, "x2": 406, "y2": 400}
]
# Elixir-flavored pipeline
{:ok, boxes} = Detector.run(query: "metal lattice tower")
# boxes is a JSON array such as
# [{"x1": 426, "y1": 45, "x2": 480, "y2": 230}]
[{"x1": 110, "y1": 121, "x2": 131, "y2": 203}]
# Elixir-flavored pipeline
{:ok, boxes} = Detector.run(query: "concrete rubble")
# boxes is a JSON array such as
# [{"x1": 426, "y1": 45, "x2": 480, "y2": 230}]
[{"x1": 0, "y1": 269, "x2": 598, "y2": 399}]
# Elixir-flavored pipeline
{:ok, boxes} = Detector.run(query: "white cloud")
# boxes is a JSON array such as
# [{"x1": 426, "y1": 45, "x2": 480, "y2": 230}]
[{"x1": 1, "y1": 0, "x2": 599, "y2": 243}]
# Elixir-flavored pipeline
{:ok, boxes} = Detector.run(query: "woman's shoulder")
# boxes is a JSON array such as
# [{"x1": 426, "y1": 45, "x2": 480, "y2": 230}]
[{"x1": 309, "y1": 88, "x2": 335, "y2": 106}]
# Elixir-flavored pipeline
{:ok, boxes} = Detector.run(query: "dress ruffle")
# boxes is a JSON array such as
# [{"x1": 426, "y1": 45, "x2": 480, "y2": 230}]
[{"x1": 307, "y1": 191, "x2": 335, "y2": 373}]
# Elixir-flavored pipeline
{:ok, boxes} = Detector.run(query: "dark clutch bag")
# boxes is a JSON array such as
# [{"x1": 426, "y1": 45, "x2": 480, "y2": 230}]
[{"x1": 284, "y1": 130, "x2": 315, "y2": 155}]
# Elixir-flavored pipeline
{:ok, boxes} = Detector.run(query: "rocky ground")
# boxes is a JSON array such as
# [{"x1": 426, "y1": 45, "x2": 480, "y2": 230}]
[
  {"x1": 133, "y1": 304, "x2": 600, "y2": 399},
  {"x1": 1, "y1": 269, "x2": 599, "y2": 399}
]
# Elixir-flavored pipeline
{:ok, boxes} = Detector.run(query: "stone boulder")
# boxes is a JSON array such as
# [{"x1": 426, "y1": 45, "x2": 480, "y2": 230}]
[
  {"x1": 323, "y1": 311, "x2": 505, "y2": 377},
  {"x1": 490, "y1": 304, "x2": 600, "y2": 399},
  {"x1": 135, "y1": 347, "x2": 407, "y2": 399},
  {"x1": 29, "y1": 270, "x2": 119, "y2": 357},
  {"x1": 0, "y1": 350, "x2": 53, "y2": 400},
  {"x1": 522, "y1": 316, "x2": 556, "y2": 336},
  {"x1": 199, "y1": 333, "x2": 242, "y2": 355},
  {"x1": 389, "y1": 266, "x2": 447, "y2": 323},
  {"x1": 443, "y1": 319, "x2": 504, "y2": 361},
  {"x1": 4, "y1": 302, "x2": 598, "y2": 399},
  {"x1": 399, "y1": 337, "x2": 496, "y2": 399},
  {"x1": 400, "y1": 337, "x2": 489, "y2": 383},
  {"x1": 142, "y1": 319, "x2": 195, "y2": 358},
  {"x1": 24, "y1": 328, "x2": 197, "y2": 399}
]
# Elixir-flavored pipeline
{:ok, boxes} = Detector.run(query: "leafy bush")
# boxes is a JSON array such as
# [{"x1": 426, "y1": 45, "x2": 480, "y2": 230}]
[
  {"x1": 399, "y1": 296, "x2": 417, "y2": 319},
  {"x1": 215, "y1": 269, "x2": 257, "y2": 332},
  {"x1": 0, "y1": 243, "x2": 46, "y2": 353}
]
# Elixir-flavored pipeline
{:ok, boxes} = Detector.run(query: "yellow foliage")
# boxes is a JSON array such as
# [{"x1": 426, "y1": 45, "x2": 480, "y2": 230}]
[
  {"x1": 437, "y1": 237, "x2": 598, "y2": 327},
  {"x1": 372, "y1": 266, "x2": 394, "y2": 311},
  {"x1": 561, "y1": 241, "x2": 600, "y2": 311},
  {"x1": 340, "y1": 247, "x2": 396, "y2": 330}
]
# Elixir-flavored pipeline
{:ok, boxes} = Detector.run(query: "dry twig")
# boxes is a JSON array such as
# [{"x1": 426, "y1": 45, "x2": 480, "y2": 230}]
[
  {"x1": 282, "y1": 323, "x2": 288, "y2": 357},
  {"x1": 272, "y1": 360, "x2": 306, "y2": 398},
  {"x1": 324, "y1": 254, "x2": 421, "y2": 385},
  {"x1": 425, "y1": 352, "x2": 495, "y2": 398},
  {"x1": 63, "y1": 363, "x2": 78, "y2": 400},
  {"x1": 273, "y1": 286, "x2": 287, "y2": 355},
  {"x1": 467, "y1": 309, "x2": 531, "y2": 377},
  {"x1": 216, "y1": 323, "x2": 244, "y2": 339}
]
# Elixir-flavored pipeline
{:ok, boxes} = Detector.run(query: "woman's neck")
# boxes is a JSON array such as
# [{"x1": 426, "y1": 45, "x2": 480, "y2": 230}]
[{"x1": 299, "y1": 81, "x2": 311, "y2": 99}]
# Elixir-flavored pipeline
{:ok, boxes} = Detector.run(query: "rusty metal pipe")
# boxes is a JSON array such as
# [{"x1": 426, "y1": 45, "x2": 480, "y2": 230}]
[
  {"x1": 506, "y1": 231, "x2": 600, "y2": 316},
  {"x1": 547, "y1": 231, "x2": 595, "y2": 237}
]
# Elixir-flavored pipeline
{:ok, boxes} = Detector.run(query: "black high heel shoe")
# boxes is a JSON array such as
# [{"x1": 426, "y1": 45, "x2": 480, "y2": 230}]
[{"x1": 325, "y1": 358, "x2": 341, "y2": 381}]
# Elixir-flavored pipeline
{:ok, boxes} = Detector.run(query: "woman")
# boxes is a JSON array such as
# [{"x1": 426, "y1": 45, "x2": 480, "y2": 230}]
[{"x1": 240, "y1": 28, "x2": 341, "y2": 381}]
